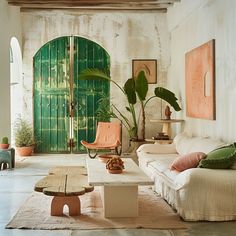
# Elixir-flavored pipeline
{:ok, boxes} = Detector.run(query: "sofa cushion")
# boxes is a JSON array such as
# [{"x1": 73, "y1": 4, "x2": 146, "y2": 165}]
[
  {"x1": 136, "y1": 143, "x2": 177, "y2": 154},
  {"x1": 147, "y1": 157, "x2": 179, "y2": 185},
  {"x1": 138, "y1": 152, "x2": 178, "y2": 167},
  {"x1": 174, "y1": 133, "x2": 225, "y2": 155},
  {"x1": 173, "y1": 132, "x2": 193, "y2": 155},
  {"x1": 198, "y1": 146, "x2": 236, "y2": 169},
  {"x1": 170, "y1": 152, "x2": 206, "y2": 172}
]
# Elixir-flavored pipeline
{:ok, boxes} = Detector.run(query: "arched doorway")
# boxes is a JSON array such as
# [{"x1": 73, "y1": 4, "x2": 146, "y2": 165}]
[
  {"x1": 33, "y1": 36, "x2": 110, "y2": 153},
  {"x1": 10, "y1": 37, "x2": 23, "y2": 141}
]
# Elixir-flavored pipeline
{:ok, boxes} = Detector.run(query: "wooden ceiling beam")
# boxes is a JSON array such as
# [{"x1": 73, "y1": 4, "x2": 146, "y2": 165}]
[
  {"x1": 14, "y1": 3, "x2": 173, "y2": 7},
  {"x1": 20, "y1": 7, "x2": 167, "y2": 12},
  {"x1": 7, "y1": 0, "x2": 180, "y2": 3},
  {"x1": 7, "y1": 0, "x2": 180, "y2": 11}
]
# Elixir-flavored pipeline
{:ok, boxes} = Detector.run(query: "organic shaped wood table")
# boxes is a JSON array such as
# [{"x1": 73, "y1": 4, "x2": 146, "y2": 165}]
[{"x1": 34, "y1": 166, "x2": 94, "y2": 216}]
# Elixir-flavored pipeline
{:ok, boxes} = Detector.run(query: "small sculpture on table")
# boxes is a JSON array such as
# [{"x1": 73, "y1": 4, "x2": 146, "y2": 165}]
[
  {"x1": 165, "y1": 105, "x2": 172, "y2": 120},
  {"x1": 106, "y1": 157, "x2": 124, "y2": 174}
]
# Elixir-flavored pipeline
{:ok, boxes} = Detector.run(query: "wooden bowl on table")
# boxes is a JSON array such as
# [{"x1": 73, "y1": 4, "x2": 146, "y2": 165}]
[{"x1": 98, "y1": 154, "x2": 118, "y2": 163}]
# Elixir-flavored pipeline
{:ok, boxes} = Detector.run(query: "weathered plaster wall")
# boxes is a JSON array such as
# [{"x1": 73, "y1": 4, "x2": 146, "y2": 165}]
[
  {"x1": 0, "y1": 1, "x2": 22, "y2": 141},
  {"x1": 21, "y1": 10, "x2": 170, "y2": 150},
  {"x1": 167, "y1": 0, "x2": 236, "y2": 142}
]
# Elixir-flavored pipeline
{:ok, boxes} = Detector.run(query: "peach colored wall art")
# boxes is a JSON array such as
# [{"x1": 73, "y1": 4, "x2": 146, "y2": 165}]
[{"x1": 185, "y1": 39, "x2": 215, "y2": 120}]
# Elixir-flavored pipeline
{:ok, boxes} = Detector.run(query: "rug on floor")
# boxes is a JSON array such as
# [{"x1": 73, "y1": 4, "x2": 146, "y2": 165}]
[{"x1": 6, "y1": 187, "x2": 187, "y2": 230}]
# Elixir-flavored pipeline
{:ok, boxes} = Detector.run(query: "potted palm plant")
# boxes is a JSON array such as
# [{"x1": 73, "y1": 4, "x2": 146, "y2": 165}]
[
  {"x1": 79, "y1": 68, "x2": 181, "y2": 142},
  {"x1": 14, "y1": 117, "x2": 36, "y2": 156}
]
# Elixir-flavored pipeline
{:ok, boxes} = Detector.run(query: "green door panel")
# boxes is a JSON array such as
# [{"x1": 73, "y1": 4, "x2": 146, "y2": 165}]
[
  {"x1": 34, "y1": 37, "x2": 70, "y2": 153},
  {"x1": 73, "y1": 37, "x2": 110, "y2": 153},
  {"x1": 33, "y1": 36, "x2": 110, "y2": 153}
]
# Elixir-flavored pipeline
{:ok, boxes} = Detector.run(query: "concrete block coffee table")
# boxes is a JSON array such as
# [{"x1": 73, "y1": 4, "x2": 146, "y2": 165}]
[
  {"x1": 86, "y1": 158, "x2": 154, "y2": 218},
  {"x1": 34, "y1": 166, "x2": 94, "y2": 216}
]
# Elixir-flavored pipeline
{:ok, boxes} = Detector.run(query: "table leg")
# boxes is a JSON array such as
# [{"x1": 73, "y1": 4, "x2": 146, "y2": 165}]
[
  {"x1": 51, "y1": 196, "x2": 81, "y2": 216},
  {"x1": 102, "y1": 185, "x2": 138, "y2": 218},
  {"x1": 162, "y1": 122, "x2": 171, "y2": 138}
]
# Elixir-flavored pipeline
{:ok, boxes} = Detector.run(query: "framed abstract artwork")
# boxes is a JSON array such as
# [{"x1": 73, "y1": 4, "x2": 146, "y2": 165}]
[
  {"x1": 132, "y1": 59, "x2": 157, "y2": 84},
  {"x1": 185, "y1": 39, "x2": 215, "y2": 120}
]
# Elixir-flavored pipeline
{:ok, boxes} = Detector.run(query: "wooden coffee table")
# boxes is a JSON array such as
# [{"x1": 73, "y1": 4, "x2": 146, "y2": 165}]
[
  {"x1": 86, "y1": 158, "x2": 154, "y2": 218},
  {"x1": 34, "y1": 166, "x2": 94, "y2": 216}
]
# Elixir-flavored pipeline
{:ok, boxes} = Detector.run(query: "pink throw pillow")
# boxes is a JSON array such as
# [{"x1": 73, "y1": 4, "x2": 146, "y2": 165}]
[{"x1": 170, "y1": 152, "x2": 206, "y2": 172}]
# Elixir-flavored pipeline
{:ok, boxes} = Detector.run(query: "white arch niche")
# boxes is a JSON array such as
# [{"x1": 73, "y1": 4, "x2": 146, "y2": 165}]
[{"x1": 10, "y1": 37, "x2": 23, "y2": 141}]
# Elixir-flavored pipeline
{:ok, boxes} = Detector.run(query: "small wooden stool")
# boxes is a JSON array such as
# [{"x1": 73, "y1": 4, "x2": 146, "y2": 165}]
[
  {"x1": 0, "y1": 150, "x2": 12, "y2": 170},
  {"x1": 34, "y1": 167, "x2": 94, "y2": 216}
]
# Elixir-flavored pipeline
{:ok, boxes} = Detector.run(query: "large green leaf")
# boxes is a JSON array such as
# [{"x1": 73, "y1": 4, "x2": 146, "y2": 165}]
[
  {"x1": 135, "y1": 71, "x2": 148, "y2": 101},
  {"x1": 124, "y1": 78, "x2": 137, "y2": 104},
  {"x1": 154, "y1": 87, "x2": 181, "y2": 111},
  {"x1": 78, "y1": 68, "x2": 111, "y2": 81},
  {"x1": 78, "y1": 68, "x2": 124, "y2": 93}
]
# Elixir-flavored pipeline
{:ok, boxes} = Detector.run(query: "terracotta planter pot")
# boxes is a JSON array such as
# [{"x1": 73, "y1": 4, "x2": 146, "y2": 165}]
[
  {"x1": 16, "y1": 146, "x2": 34, "y2": 156},
  {"x1": 0, "y1": 143, "x2": 10, "y2": 149}
]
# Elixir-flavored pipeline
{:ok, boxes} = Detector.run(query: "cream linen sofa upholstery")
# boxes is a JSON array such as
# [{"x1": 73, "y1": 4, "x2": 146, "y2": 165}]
[{"x1": 137, "y1": 132, "x2": 236, "y2": 221}]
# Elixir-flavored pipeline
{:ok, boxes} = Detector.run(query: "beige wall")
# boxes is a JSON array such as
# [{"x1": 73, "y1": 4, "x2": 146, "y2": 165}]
[
  {"x1": 167, "y1": 0, "x2": 236, "y2": 142},
  {"x1": 2, "y1": 0, "x2": 233, "y2": 149},
  {"x1": 0, "y1": 1, "x2": 22, "y2": 142},
  {"x1": 21, "y1": 10, "x2": 170, "y2": 150}
]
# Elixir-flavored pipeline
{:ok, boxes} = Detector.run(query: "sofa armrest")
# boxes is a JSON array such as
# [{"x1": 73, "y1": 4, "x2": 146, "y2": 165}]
[{"x1": 136, "y1": 143, "x2": 177, "y2": 154}]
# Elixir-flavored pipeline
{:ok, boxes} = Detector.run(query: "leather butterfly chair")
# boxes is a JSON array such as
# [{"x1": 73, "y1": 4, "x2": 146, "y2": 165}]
[{"x1": 81, "y1": 122, "x2": 122, "y2": 158}]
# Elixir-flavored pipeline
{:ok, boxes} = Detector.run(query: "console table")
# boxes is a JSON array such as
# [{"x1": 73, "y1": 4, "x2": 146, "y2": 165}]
[{"x1": 150, "y1": 119, "x2": 184, "y2": 139}]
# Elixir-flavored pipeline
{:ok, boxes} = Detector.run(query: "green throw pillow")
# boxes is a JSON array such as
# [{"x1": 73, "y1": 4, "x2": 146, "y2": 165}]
[{"x1": 198, "y1": 146, "x2": 236, "y2": 169}]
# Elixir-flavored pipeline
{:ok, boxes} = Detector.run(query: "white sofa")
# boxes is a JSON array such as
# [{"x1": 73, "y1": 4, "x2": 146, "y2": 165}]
[{"x1": 137, "y1": 132, "x2": 236, "y2": 221}]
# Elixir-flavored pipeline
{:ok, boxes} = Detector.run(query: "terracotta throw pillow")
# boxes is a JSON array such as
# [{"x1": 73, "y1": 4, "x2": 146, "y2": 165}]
[{"x1": 170, "y1": 152, "x2": 206, "y2": 172}]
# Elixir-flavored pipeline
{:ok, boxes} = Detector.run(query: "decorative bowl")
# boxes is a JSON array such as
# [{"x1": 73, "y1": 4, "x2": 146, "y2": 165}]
[{"x1": 98, "y1": 154, "x2": 117, "y2": 163}]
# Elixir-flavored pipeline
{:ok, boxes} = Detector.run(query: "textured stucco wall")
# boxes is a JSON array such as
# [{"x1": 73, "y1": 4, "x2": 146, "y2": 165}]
[
  {"x1": 167, "y1": 0, "x2": 236, "y2": 142},
  {"x1": 21, "y1": 10, "x2": 170, "y2": 150},
  {"x1": 0, "y1": 1, "x2": 22, "y2": 141}
]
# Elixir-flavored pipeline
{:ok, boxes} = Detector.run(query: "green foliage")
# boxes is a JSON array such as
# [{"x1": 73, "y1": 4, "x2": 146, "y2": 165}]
[
  {"x1": 124, "y1": 79, "x2": 137, "y2": 104},
  {"x1": 1, "y1": 137, "x2": 8, "y2": 144},
  {"x1": 135, "y1": 71, "x2": 148, "y2": 101},
  {"x1": 14, "y1": 118, "x2": 35, "y2": 147},
  {"x1": 96, "y1": 96, "x2": 115, "y2": 122},
  {"x1": 154, "y1": 87, "x2": 181, "y2": 111},
  {"x1": 79, "y1": 68, "x2": 181, "y2": 141},
  {"x1": 79, "y1": 68, "x2": 110, "y2": 80}
]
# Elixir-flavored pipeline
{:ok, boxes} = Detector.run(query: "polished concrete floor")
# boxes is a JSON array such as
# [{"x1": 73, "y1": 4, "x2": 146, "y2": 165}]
[{"x1": 1, "y1": 154, "x2": 236, "y2": 236}]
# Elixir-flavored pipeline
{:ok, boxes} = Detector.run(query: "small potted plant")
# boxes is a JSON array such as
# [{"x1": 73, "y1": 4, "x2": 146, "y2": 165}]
[
  {"x1": 14, "y1": 117, "x2": 36, "y2": 156},
  {"x1": 0, "y1": 137, "x2": 10, "y2": 149}
]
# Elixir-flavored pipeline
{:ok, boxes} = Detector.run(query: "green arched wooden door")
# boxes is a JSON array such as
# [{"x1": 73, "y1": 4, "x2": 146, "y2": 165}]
[{"x1": 33, "y1": 36, "x2": 110, "y2": 153}]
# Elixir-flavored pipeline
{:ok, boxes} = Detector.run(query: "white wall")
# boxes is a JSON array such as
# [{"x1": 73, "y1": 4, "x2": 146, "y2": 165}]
[
  {"x1": 167, "y1": 0, "x2": 236, "y2": 142},
  {"x1": 21, "y1": 10, "x2": 170, "y2": 150},
  {"x1": 0, "y1": 1, "x2": 22, "y2": 142}
]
